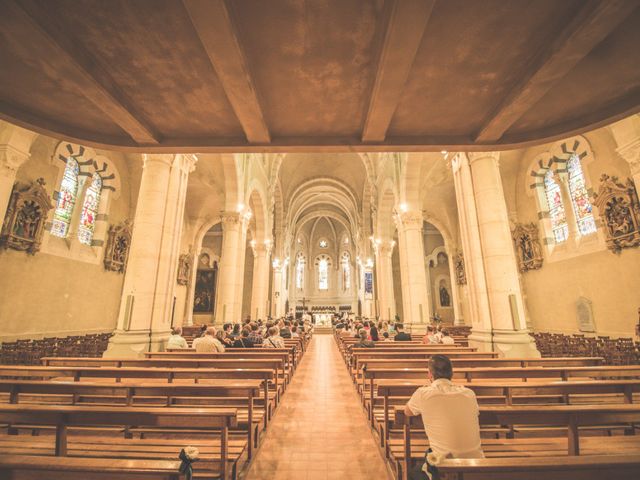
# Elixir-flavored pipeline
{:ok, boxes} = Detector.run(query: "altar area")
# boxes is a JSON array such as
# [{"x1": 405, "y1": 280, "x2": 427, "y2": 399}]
[{"x1": 313, "y1": 313, "x2": 333, "y2": 327}]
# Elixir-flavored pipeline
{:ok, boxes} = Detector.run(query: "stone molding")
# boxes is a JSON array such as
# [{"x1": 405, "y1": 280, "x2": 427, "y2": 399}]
[{"x1": 0, "y1": 144, "x2": 30, "y2": 174}]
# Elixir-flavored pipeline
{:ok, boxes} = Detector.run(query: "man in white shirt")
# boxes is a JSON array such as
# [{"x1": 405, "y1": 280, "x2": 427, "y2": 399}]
[
  {"x1": 192, "y1": 326, "x2": 225, "y2": 352},
  {"x1": 166, "y1": 326, "x2": 188, "y2": 349},
  {"x1": 440, "y1": 330, "x2": 455, "y2": 345},
  {"x1": 404, "y1": 355, "x2": 483, "y2": 479}
]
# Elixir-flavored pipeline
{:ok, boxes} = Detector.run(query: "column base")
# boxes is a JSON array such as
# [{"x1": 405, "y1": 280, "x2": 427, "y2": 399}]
[
  {"x1": 103, "y1": 329, "x2": 171, "y2": 358},
  {"x1": 468, "y1": 328, "x2": 494, "y2": 353},
  {"x1": 492, "y1": 329, "x2": 541, "y2": 358}
]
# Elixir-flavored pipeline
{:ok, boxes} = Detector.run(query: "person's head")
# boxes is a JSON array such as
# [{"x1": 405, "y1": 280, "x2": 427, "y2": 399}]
[
  {"x1": 383, "y1": 332, "x2": 389, "y2": 339},
  {"x1": 396, "y1": 323, "x2": 404, "y2": 332},
  {"x1": 268, "y1": 326, "x2": 279, "y2": 337},
  {"x1": 241, "y1": 328, "x2": 250, "y2": 338},
  {"x1": 233, "y1": 324, "x2": 241, "y2": 334},
  {"x1": 358, "y1": 328, "x2": 368, "y2": 340},
  {"x1": 427, "y1": 325, "x2": 434, "y2": 333},
  {"x1": 171, "y1": 326, "x2": 182, "y2": 336},
  {"x1": 284, "y1": 320, "x2": 291, "y2": 328},
  {"x1": 216, "y1": 330, "x2": 225, "y2": 341},
  {"x1": 251, "y1": 323, "x2": 259, "y2": 332},
  {"x1": 200, "y1": 324, "x2": 207, "y2": 333},
  {"x1": 223, "y1": 323, "x2": 232, "y2": 333},
  {"x1": 428, "y1": 354, "x2": 453, "y2": 381},
  {"x1": 205, "y1": 326, "x2": 216, "y2": 337},
  {"x1": 442, "y1": 329, "x2": 450, "y2": 337}
]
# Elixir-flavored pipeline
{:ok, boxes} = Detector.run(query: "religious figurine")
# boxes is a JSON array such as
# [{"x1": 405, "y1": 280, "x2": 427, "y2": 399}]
[
  {"x1": 592, "y1": 174, "x2": 640, "y2": 253},
  {"x1": 0, "y1": 178, "x2": 52, "y2": 255},
  {"x1": 454, "y1": 252, "x2": 466, "y2": 285},
  {"x1": 439, "y1": 285, "x2": 450, "y2": 307},
  {"x1": 177, "y1": 253, "x2": 192, "y2": 286},
  {"x1": 512, "y1": 223, "x2": 543, "y2": 273},
  {"x1": 103, "y1": 221, "x2": 132, "y2": 273}
]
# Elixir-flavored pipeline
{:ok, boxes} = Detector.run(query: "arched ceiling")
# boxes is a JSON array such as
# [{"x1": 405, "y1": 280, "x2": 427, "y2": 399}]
[{"x1": 2, "y1": 0, "x2": 638, "y2": 152}]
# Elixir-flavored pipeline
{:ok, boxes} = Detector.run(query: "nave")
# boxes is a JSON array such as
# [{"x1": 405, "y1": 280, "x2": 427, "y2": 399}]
[{"x1": 244, "y1": 334, "x2": 387, "y2": 480}]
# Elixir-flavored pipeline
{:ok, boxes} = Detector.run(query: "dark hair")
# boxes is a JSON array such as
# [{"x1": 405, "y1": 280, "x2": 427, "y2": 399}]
[
  {"x1": 383, "y1": 332, "x2": 389, "y2": 338},
  {"x1": 442, "y1": 329, "x2": 449, "y2": 336},
  {"x1": 429, "y1": 355, "x2": 453, "y2": 380},
  {"x1": 223, "y1": 323, "x2": 232, "y2": 332},
  {"x1": 232, "y1": 324, "x2": 241, "y2": 335},
  {"x1": 395, "y1": 323, "x2": 404, "y2": 331},
  {"x1": 241, "y1": 328, "x2": 250, "y2": 338},
  {"x1": 251, "y1": 323, "x2": 259, "y2": 331},
  {"x1": 370, "y1": 327, "x2": 379, "y2": 342}
]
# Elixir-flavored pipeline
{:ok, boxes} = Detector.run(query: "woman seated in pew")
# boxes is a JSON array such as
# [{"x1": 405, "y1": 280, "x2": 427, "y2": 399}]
[
  {"x1": 422, "y1": 326, "x2": 439, "y2": 345},
  {"x1": 370, "y1": 325, "x2": 380, "y2": 342},
  {"x1": 354, "y1": 328, "x2": 375, "y2": 348},
  {"x1": 440, "y1": 330, "x2": 454, "y2": 345},
  {"x1": 166, "y1": 326, "x2": 188, "y2": 349},
  {"x1": 263, "y1": 326, "x2": 285, "y2": 349},
  {"x1": 404, "y1": 355, "x2": 484, "y2": 480},
  {"x1": 233, "y1": 328, "x2": 253, "y2": 348},
  {"x1": 217, "y1": 329, "x2": 234, "y2": 348}
]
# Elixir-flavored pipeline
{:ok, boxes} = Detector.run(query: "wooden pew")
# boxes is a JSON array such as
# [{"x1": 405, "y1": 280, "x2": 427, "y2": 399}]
[
  {"x1": 0, "y1": 455, "x2": 184, "y2": 480},
  {"x1": 0, "y1": 379, "x2": 262, "y2": 459},
  {"x1": 0, "y1": 404, "x2": 237, "y2": 480},
  {"x1": 394, "y1": 405, "x2": 640, "y2": 480},
  {"x1": 437, "y1": 455, "x2": 640, "y2": 480}
]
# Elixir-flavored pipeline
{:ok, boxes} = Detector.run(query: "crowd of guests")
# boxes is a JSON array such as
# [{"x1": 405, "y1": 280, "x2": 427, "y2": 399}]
[
  {"x1": 165, "y1": 316, "x2": 314, "y2": 352},
  {"x1": 334, "y1": 318, "x2": 455, "y2": 349}
]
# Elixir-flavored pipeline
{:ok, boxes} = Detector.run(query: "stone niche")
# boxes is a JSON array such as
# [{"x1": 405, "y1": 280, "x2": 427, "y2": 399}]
[{"x1": 103, "y1": 221, "x2": 132, "y2": 273}]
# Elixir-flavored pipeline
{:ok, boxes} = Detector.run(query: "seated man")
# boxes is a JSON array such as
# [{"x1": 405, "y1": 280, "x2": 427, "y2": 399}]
[
  {"x1": 192, "y1": 326, "x2": 226, "y2": 352},
  {"x1": 166, "y1": 326, "x2": 188, "y2": 349},
  {"x1": 263, "y1": 326, "x2": 285, "y2": 349},
  {"x1": 404, "y1": 355, "x2": 483, "y2": 480},
  {"x1": 280, "y1": 320, "x2": 293, "y2": 339},
  {"x1": 440, "y1": 329, "x2": 455, "y2": 345},
  {"x1": 394, "y1": 323, "x2": 412, "y2": 341},
  {"x1": 248, "y1": 323, "x2": 264, "y2": 346}
]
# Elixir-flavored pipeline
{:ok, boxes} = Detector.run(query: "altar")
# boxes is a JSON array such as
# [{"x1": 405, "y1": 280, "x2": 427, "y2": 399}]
[{"x1": 313, "y1": 313, "x2": 332, "y2": 327}]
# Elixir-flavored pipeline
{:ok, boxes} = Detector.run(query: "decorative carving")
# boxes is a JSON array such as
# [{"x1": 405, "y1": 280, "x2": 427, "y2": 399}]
[
  {"x1": 454, "y1": 252, "x2": 466, "y2": 285},
  {"x1": 512, "y1": 223, "x2": 544, "y2": 273},
  {"x1": 592, "y1": 174, "x2": 640, "y2": 253},
  {"x1": 0, "y1": 178, "x2": 52, "y2": 255},
  {"x1": 177, "y1": 253, "x2": 192, "y2": 286},
  {"x1": 103, "y1": 221, "x2": 132, "y2": 273}
]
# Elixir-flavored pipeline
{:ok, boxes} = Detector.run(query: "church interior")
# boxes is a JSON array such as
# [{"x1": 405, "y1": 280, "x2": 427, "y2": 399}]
[{"x1": 0, "y1": 1, "x2": 640, "y2": 479}]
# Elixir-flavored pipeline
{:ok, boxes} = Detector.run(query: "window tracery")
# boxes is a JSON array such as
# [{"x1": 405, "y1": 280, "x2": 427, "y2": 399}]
[
  {"x1": 78, "y1": 172, "x2": 102, "y2": 245},
  {"x1": 51, "y1": 157, "x2": 79, "y2": 238},
  {"x1": 567, "y1": 153, "x2": 597, "y2": 236}
]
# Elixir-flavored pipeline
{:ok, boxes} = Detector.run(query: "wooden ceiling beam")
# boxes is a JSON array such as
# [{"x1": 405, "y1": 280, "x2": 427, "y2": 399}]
[
  {"x1": 362, "y1": 0, "x2": 435, "y2": 143},
  {"x1": 8, "y1": 0, "x2": 160, "y2": 145},
  {"x1": 475, "y1": 0, "x2": 639, "y2": 143},
  {"x1": 182, "y1": 0, "x2": 271, "y2": 144}
]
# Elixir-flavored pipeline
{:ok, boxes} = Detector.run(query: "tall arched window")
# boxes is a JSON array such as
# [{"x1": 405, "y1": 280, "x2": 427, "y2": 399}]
[
  {"x1": 567, "y1": 153, "x2": 597, "y2": 236},
  {"x1": 341, "y1": 251, "x2": 351, "y2": 291},
  {"x1": 51, "y1": 157, "x2": 79, "y2": 238},
  {"x1": 295, "y1": 253, "x2": 305, "y2": 290},
  {"x1": 543, "y1": 169, "x2": 568, "y2": 243},
  {"x1": 315, "y1": 254, "x2": 331, "y2": 290},
  {"x1": 78, "y1": 173, "x2": 102, "y2": 245}
]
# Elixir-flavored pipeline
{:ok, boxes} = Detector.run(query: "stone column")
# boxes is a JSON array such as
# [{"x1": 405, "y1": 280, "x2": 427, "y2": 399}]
[
  {"x1": 233, "y1": 214, "x2": 250, "y2": 320},
  {"x1": 375, "y1": 241, "x2": 396, "y2": 321},
  {"x1": 467, "y1": 152, "x2": 539, "y2": 358},
  {"x1": 215, "y1": 212, "x2": 242, "y2": 324},
  {"x1": 182, "y1": 247, "x2": 200, "y2": 326},
  {"x1": 105, "y1": 153, "x2": 196, "y2": 357},
  {"x1": 451, "y1": 153, "x2": 493, "y2": 349},
  {"x1": 394, "y1": 211, "x2": 430, "y2": 326},
  {"x1": 0, "y1": 144, "x2": 30, "y2": 224},
  {"x1": 609, "y1": 116, "x2": 640, "y2": 189},
  {"x1": 250, "y1": 240, "x2": 272, "y2": 320},
  {"x1": 446, "y1": 245, "x2": 464, "y2": 325},
  {"x1": 271, "y1": 261, "x2": 284, "y2": 318}
]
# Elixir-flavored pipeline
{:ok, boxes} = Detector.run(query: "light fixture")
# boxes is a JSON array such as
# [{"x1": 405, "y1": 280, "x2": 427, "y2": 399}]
[
  {"x1": 399, "y1": 203, "x2": 408, "y2": 213},
  {"x1": 272, "y1": 258, "x2": 281, "y2": 268},
  {"x1": 237, "y1": 203, "x2": 245, "y2": 212}
]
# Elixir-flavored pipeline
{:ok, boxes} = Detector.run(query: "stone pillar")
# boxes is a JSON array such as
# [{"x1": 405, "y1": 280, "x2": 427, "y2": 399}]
[
  {"x1": 467, "y1": 152, "x2": 539, "y2": 358},
  {"x1": 233, "y1": 214, "x2": 250, "y2": 321},
  {"x1": 105, "y1": 153, "x2": 196, "y2": 358},
  {"x1": 446, "y1": 245, "x2": 464, "y2": 325},
  {"x1": 0, "y1": 144, "x2": 30, "y2": 224},
  {"x1": 394, "y1": 211, "x2": 430, "y2": 326},
  {"x1": 250, "y1": 240, "x2": 272, "y2": 320},
  {"x1": 609, "y1": 116, "x2": 640, "y2": 189},
  {"x1": 375, "y1": 241, "x2": 396, "y2": 321},
  {"x1": 452, "y1": 153, "x2": 493, "y2": 349},
  {"x1": 271, "y1": 261, "x2": 284, "y2": 318},
  {"x1": 216, "y1": 212, "x2": 242, "y2": 324},
  {"x1": 182, "y1": 247, "x2": 200, "y2": 326}
]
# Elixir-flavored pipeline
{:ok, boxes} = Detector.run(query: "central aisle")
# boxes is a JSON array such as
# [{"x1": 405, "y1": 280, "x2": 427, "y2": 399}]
[{"x1": 244, "y1": 334, "x2": 389, "y2": 480}]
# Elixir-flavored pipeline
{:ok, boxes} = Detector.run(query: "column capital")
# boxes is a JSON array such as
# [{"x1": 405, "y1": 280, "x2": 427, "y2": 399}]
[
  {"x1": 0, "y1": 144, "x2": 30, "y2": 174},
  {"x1": 174, "y1": 153, "x2": 198, "y2": 173},
  {"x1": 376, "y1": 240, "x2": 396, "y2": 257},
  {"x1": 616, "y1": 137, "x2": 640, "y2": 175},
  {"x1": 220, "y1": 211, "x2": 241, "y2": 229},
  {"x1": 467, "y1": 151, "x2": 500, "y2": 165},
  {"x1": 142, "y1": 153, "x2": 174, "y2": 168},
  {"x1": 393, "y1": 210, "x2": 423, "y2": 230}
]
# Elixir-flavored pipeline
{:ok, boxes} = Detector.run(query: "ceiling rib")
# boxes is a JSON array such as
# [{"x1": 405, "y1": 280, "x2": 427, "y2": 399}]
[
  {"x1": 182, "y1": 0, "x2": 271, "y2": 144},
  {"x1": 8, "y1": 0, "x2": 160, "y2": 145},
  {"x1": 474, "y1": 0, "x2": 639, "y2": 143},
  {"x1": 362, "y1": 0, "x2": 435, "y2": 143}
]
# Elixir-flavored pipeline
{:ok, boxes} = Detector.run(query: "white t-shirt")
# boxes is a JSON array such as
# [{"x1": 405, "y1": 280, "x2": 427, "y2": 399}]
[
  {"x1": 166, "y1": 334, "x2": 188, "y2": 349},
  {"x1": 441, "y1": 336, "x2": 455, "y2": 345},
  {"x1": 192, "y1": 335, "x2": 225, "y2": 352},
  {"x1": 407, "y1": 378, "x2": 483, "y2": 469}
]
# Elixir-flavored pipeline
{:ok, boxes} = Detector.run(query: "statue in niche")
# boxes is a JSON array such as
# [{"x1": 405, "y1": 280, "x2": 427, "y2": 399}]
[
  {"x1": 0, "y1": 178, "x2": 52, "y2": 255},
  {"x1": 454, "y1": 252, "x2": 466, "y2": 285},
  {"x1": 439, "y1": 284, "x2": 450, "y2": 307},
  {"x1": 592, "y1": 174, "x2": 640, "y2": 253},
  {"x1": 103, "y1": 221, "x2": 132, "y2": 273},
  {"x1": 177, "y1": 253, "x2": 192, "y2": 286},
  {"x1": 194, "y1": 258, "x2": 217, "y2": 314},
  {"x1": 512, "y1": 223, "x2": 543, "y2": 273}
]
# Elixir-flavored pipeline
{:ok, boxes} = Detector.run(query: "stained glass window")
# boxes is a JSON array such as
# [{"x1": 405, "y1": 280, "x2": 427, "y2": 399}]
[
  {"x1": 544, "y1": 169, "x2": 568, "y2": 243},
  {"x1": 295, "y1": 254, "x2": 305, "y2": 290},
  {"x1": 318, "y1": 258, "x2": 329, "y2": 290},
  {"x1": 567, "y1": 154, "x2": 597, "y2": 236},
  {"x1": 78, "y1": 173, "x2": 102, "y2": 245},
  {"x1": 319, "y1": 240, "x2": 328, "y2": 248},
  {"x1": 51, "y1": 157, "x2": 79, "y2": 238},
  {"x1": 341, "y1": 252, "x2": 350, "y2": 291}
]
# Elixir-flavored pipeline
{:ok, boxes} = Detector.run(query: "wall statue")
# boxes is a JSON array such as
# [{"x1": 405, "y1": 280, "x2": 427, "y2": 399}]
[
  {"x1": 592, "y1": 174, "x2": 640, "y2": 254},
  {"x1": 439, "y1": 284, "x2": 451, "y2": 307},
  {"x1": 177, "y1": 253, "x2": 192, "y2": 286},
  {"x1": 512, "y1": 223, "x2": 543, "y2": 273},
  {"x1": 103, "y1": 221, "x2": 132, "y2": 273},
  {"x1": 454, "y1": 252, "x2": 466, "y2": 285},
  {"x1": 0, "y1": 178, "x2": 52, "y2": 255}
]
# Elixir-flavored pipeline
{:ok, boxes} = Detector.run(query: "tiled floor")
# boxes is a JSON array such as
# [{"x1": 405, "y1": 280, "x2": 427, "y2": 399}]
[{"x1": 243, "y1": 334, "x2": 390, "y2": 480}]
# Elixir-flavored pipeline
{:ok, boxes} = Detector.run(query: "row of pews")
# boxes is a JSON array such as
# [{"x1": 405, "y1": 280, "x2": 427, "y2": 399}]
[
  {"x1": 533, "y1": 332, "x2": 640, "y2": 365},
  {"x1": 0, "y1": 332, "x2": 311, "y2": 479},
  {"x1": 335, "y1": 331, "x2": 640, "y2": 480},
  {"x1": 0, "y1": 332, "x2": 112, "y2": 365}
]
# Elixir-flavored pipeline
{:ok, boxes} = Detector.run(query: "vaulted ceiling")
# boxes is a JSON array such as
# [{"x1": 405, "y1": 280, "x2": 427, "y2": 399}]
[{"x1": 1, "y1": 0, "x2": 639, "y2": 152}]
